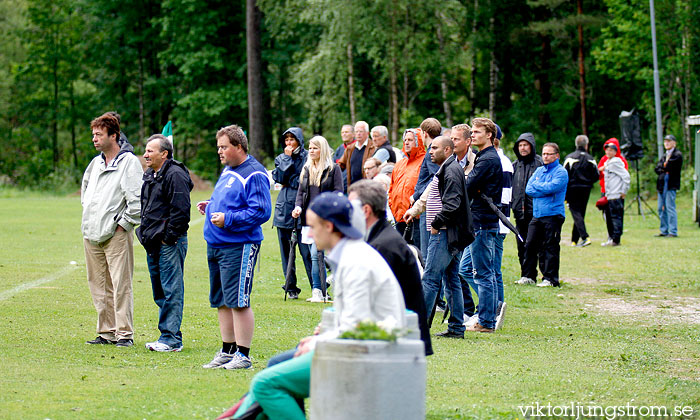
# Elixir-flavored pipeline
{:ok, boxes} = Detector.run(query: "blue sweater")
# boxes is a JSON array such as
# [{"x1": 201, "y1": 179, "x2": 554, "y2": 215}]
[
  {"x1": 204, "y1": 155, "x2": 272, "y2": 247},
  {"x1": 525, "y1": 159, "x2": 568, "y2": 218}
]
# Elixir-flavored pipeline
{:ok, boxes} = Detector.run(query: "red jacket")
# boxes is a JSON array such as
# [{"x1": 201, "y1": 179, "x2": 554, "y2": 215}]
[{"x1": 389, "y1": 130, "x2": 426, "y2": 221}]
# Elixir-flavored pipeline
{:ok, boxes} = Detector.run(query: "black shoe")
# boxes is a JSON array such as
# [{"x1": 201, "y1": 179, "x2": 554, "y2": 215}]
[
  {"x1": 86, "y1": 336, "x2": 116, "y2": 345},
  {"x1": 435, "y1": 330, "x2": 464, "y2": 339},
  {"x1": 654, "y1": 233, "x2": 667, "y2": 237},
  {"x1": 115, "y1": 339, "x2": 133, "y2": 347},
  {"x1": 287, "y1": 291, "x2": 299, "y2": 300}
]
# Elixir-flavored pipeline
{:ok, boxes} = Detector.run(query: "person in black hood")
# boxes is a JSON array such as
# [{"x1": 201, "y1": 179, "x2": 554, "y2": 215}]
[
  {"x1": 563, "y1": 135, "x2": 599, "y2": 247},
  {"x1": 272, "y1": 127, "x2": 313, "y2": 300},
  {"x1": 512, "y1": 132, "x2": 543, "y2": 284},
  {"x1": 137, "y1": 134, "x2": 194, "y2": 352}
]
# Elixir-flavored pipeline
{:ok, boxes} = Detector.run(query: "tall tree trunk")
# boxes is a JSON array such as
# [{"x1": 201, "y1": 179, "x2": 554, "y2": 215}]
[
  {"x1": 577, "y1": 0, "x2": 588, "y2": 136},
  {"x1": 681, "y1": 4, "x2": 691, "y2": 156},
  {"x1": 436, "y1": 22, "x2": 453, "y2": 127},
  {"x1": 52, "y1": 27, "x2": 59, "y2": 170},
  {"x1": 138, "y1": 47, "x2": 145, "y2": 145},
  {"x1": 246, "y1": 0, "x2": 265, "y2": 160},
  {"x1": 347, "y1": 43, "x2": 356, "y2": 124},
  {"x1": 389, "y1": 2, "x2": 399, "y2": 144},
  {"x1": 488, "y1": 10, "x2": 497, "y2": 120},
  {"x1": 469, "y1": 0, "x2": 478, "y2": 119},
  {"x1": 70, "y1": 81, "x2": 78, "y2": 169}
]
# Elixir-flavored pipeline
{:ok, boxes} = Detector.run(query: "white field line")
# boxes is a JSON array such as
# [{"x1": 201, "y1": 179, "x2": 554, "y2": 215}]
[{"x1": 0, "y1": 264, "x2": 78, "y2": 302}]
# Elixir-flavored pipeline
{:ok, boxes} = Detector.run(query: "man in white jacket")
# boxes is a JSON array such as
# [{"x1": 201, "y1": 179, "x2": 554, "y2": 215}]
[{"x1": 81, "y1": 113, "x2": 143, "y2": 347}]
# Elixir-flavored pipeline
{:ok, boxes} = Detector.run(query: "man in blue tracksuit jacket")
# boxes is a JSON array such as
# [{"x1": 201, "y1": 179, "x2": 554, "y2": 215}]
[
  {"x1": 198, "y1": 124, "x2": 272, "y2": 370},
  {"x1": 523, "y1": 142, "x2": 568, "y2": 287}
]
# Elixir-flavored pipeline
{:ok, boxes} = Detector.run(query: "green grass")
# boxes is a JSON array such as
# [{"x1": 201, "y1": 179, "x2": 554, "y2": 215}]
[{"x1": 0, "y1": 190, "x2": 699, "y2": 419}]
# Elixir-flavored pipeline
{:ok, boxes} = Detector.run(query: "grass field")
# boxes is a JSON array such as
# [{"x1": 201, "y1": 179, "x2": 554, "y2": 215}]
[{"x1": 1, "y1": 188, "x2": 699, "y2": 419}]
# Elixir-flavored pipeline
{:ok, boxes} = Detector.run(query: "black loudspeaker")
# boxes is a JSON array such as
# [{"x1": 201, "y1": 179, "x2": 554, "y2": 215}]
[{"x1": 619, "y1": 109, "x2": 644, "y2": 160}]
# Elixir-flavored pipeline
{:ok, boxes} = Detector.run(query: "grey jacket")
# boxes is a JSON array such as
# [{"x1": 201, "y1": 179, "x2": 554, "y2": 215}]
[
  {"x1": 81, "y1": 148, "x2": 143, "y2": 244},
  {"x1": 603, "y1": 157, "x2": 630, "y2": 200}
]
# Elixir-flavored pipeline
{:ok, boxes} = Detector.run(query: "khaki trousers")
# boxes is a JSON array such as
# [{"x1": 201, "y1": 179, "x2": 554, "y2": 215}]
[{"x1": 84, "y1": 228, "x2": 134, "y2": 340}]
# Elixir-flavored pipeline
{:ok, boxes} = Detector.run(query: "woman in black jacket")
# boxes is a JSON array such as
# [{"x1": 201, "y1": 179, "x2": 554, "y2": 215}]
[{"x1": 292, "y1": 135, "x2": 343, "y2": 301}]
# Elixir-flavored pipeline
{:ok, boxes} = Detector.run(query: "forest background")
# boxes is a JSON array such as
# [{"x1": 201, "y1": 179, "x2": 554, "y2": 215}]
[{"x1": 0, "y1": 0, "x2": 698, "y2": 191}]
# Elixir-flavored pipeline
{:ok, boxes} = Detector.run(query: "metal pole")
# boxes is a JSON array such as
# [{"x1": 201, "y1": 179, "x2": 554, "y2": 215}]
[{"x1": 650, "y1": 0, "x2": 664, "y2": 160}]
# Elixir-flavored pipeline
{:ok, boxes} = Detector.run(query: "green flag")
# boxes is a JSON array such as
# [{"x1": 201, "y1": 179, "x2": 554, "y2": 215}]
[{"x1": 162, "y1": 121, "x2": 173, "y2": 145}]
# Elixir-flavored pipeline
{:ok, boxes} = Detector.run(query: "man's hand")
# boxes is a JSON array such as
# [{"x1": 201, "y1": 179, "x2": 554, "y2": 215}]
[
  {"x1": 431, "y1": 227, "x2": 438, "y2": 235},
  {"x1": 291, "y1": 206, "x2": 302, "y2": 219},
  {"x1": 294, "y1": 336, "x2": 315, "y2": 357},
  {"x1": 403, "y1": 210, "x2": 414, "y2": 223},
  {"x1": 409, "y1": 196, "x2": 415, "y2": 205},
  {"x1": 284, "y1": 145, "x2": 295, "y2": 156},
  {"x1": 211, "y1": 212, "x2": 225, "y2": 228},
  {"x1": 620, "y1": 193, "x2": 626, "y2": 199},
  {"x1": 196, "y1": 201, "x2": 209, "y2": 215}
]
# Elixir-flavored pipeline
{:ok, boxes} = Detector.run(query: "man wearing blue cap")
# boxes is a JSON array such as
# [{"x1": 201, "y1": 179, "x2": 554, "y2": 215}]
[{"x1": 231, "y1": 192, "x2": 406, "y2": 420}]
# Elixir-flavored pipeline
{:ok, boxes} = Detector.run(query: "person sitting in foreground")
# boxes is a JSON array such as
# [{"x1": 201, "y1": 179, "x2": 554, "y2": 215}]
[{"x1": 231, "y1": 192, "x2": 406, "y2": 420}]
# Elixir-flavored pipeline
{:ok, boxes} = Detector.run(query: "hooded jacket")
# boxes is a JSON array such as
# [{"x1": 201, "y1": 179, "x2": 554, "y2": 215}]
[
  {"x1": 389, "y1": 130, "x2": 426, "y2": 222},
  {"x1": 272, "y1": 127, "x2": 307, "y2": 230},
  {"x1": 563, "y1": 146, "x2": 598, "y2": 190},
  {"x1": 136, "y1": 159, "x2": 194, "y2": 254},
  {"x1": 603, "y1": 157, "x2": 631, "y2": 200},
  {"x1": 525, "y1": 158, "x2": 568, "y2": 218},
  {"x1": 81, "y1": 141, "x2": 143, "y2": 244},
  {"x1": 597, "y1": 138, "x2": 628, "y2": 194},
  {"x1": 511, "y1": 133, "x2": 543, "y2": 221}
]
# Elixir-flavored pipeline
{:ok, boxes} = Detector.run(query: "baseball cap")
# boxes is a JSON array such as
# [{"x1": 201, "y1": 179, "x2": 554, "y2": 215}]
[
  {"x1": 605, "y1": 143, "x2": 618, "y2": 152},
  {"x1": 664, "y1": 134, "x2": 677, "y2": 142},
  {"x1": 495, "y1": 124, "x2": 503, "y2": 140},
  {"x1": 309, "y1": 192, "x2": 363, "y2": 239}
]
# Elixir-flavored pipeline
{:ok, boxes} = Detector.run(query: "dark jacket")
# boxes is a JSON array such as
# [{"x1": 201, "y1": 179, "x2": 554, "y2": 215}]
[
  {"x1": 466, "y1": 145, "x2": 503, "y2": 229},
  {"x1": 367, "y1": 218, "x2": 432, "y2": 356},
  {"x1": 294, "y1": 164, "x2": 343, "y2": 226},
  {"x1": 136, "y1": 159, "x2": 193, "y2": 254},
  {"x1": 412, "y1": 153, "x2": 440, "y2": 201},
  {"x1": 655, "y1": 148, "x2": 683, "y2": 192},
  {"x1": 272, "y1": 127, "x2": 307, "y2": 229},
  {"x1": 511, "y1": 133, "x2": 543, "y2": 221},
  {"x1": 563, "y1": 147, "x2": 598, "y2": 190},
  {"x1": 431, "y1": 155, "x2": 475, "y2": 254},
  {"x1": 375, "y1": 141, "x2": 397, "y2": 163}
]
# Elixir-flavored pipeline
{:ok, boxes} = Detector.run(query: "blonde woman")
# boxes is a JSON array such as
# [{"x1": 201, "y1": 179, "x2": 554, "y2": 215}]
[{"x1": 292, "y1": 135, "x2": 343, "y2": 301}]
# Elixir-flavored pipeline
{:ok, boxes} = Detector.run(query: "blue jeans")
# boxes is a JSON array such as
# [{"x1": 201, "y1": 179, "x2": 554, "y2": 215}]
[
  {"x1": 146, "y1": 235, "x2": 187, "y2": 347},
  {"x1": 309, "y1": 242, "x2": 324, "y2": 290},
  {"x1": 494, "y1": 233, "x2": 506, "y2": 303},
  {"x1": 422, "y1": 230, "x2": 464, "y2": 333},
  {"x1": 470, "y1": 228, "x2": 498, "y2": 329},
  {"x1": 658, "y1": 179, "x2": 677, "y2": 235},
  {"x1": 458, "y1": 247, "x2": 477, "y2": 317}
]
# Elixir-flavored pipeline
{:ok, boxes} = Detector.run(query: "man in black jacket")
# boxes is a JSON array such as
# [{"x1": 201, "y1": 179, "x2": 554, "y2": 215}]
[
  {"x1": 407, "y1": 136, "x2": 473, "y2": 339},
  {"x1": 563, "y1": 135, "x2": 599, "y2": 247},
  {"x1": 512, "y1": 132, "x2": 543, "y2": 285},
  {"x1": 348, "y1": 180, "x2": 433, "y2": 356},
  {"x1": 465, "y1": 118, "x2": 502, "y2": 333},
  {"x1": 655, "y1": 134, "x2": 683, "y2": 237},
  {"x1": 137, "y1": 134, "x2": 194, "y2": 352}
]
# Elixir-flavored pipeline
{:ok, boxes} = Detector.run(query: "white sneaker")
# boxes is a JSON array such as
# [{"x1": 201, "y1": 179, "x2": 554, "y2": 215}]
[
  {"x1": 222, "y1": 351, "x2": 252, "y2": 370},
  {"x1": 306, "y1": 288, "x2": 331, "y2": 302},
  {"x1": 495, "y1": 302, "x2": 507, "y2": 330},
  {"x1": 515, "y1": 277, "x2": 536, "y2": 285},
  {"x1": 537, "y1": 279, "x2": 554, "y2": 287},
  {"x1": 202, "y1": 350, "x2": 234, "y2": 368},
  {"x1": 463, "y1": 314, "x2": 479, "y2": 327},
  {"x1": 145, "y1": 341, "x2": 183, "y2": 352},
  {"x1": 601, "y1": 239, "x2": 613, "y2": 246}
]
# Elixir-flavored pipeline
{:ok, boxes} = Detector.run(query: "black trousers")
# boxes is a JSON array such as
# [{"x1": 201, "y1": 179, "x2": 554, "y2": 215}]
[
  {"x1": 522, "y1": 215, "x2": 565, "y2": 286},
  {"x1": 567, "y1": 186, "x2": 591, "y2": 243},
  {"x1": 277, "y1": 227, "x2": 314, "y2": 293},
  {"x1": 515, "y1": 215, "x2": 533, "y2": 277},
  {"x1": 604, "y1": 198, "x2": 625, "y2": 243}
]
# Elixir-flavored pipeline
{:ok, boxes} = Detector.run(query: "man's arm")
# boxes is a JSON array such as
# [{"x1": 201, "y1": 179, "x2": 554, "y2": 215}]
[
  {"x1": 118, "y1": 156, "x2": 144, "y2": 231},
  {"x1": 412, "y1": 159, "x2": 431, "y2": 201},
  {"x1": 223, "y1": 173, "x2": 272, "y2": 230},
  {"x1": 338, "y1": 146, "x2": 351, "y2": 170},
  {"x1": 526, "y1": 167, "x2": 567, "y2": 197},
  {"x1": 373, "y1": 148, "x2": 390, "y2": 164},
  {"x1": 163, "y1": 169, "x2": 192, "y2": 244}
]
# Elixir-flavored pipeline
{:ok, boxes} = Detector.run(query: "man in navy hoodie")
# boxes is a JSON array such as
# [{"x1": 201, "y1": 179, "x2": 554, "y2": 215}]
[{"x1": 198, "y1": 125, "x2": 272, "y2": 370}]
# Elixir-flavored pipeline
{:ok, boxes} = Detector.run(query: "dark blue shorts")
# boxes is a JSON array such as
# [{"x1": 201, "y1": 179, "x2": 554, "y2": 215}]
[{"x1": 207, "y1": 243, "x2": 260, "y2": 308}]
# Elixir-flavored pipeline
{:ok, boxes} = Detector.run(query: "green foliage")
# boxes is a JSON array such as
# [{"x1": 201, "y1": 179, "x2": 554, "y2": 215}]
[{"x1": 338, "y1": 320, "x2": 399, "y2": 342}]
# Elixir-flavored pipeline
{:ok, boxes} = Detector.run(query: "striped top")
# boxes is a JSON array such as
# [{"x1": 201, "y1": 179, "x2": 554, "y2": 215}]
[
  {"x1": 425, "y1": 176, "x2": 443, "y2": 231},
  {"x1": 497, "y1": 149, "x2": 514, "y2": 235}
]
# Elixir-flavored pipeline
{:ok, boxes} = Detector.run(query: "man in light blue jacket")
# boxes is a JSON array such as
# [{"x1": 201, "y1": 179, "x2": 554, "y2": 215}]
[{"x1": 522, "y1": 142, "x2": 568, "y2": 287}]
